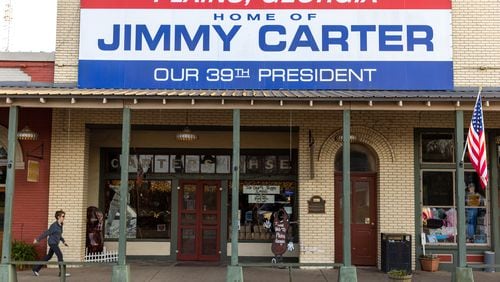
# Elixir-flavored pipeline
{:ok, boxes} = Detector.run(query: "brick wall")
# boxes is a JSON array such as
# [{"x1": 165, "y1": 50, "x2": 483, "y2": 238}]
[
  {"x1": 0, "y1": 61, "x2": 54, "y2": 83},
  {"x1": 53, "y1": 0, "x2": 80, "y2": 83},
  {"x1": 0, "y1": 108, "x2": 52, "y2": 257},
  {"x1": 49, "y1": 109, "x2": 88, "y2": 260},
  {"x1": 452, "y1": 0, "x2": 500, "y2": 86}
]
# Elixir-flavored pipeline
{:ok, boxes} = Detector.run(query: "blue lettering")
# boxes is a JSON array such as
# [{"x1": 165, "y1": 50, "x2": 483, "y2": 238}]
[
  {"x1": 322, "y1": 25, "x2": 348, "y2": 51},
  {"x1": 407, "y1": 25, "x2": 433, "y2": 51},
  {"x1": 379, "y1": 25, "x2": 403, "y2": 51},
  {"x1": 213, "y1": 13, "x2": 224, "y2": 20},
  {"x1": 96, "y1": 24, "x2": 435, "y2": 53},
  {"x1": 135, "y1": 25, "x2": 171, "y2": 51},
  {"x1": 289, "y1": 25, "x2": 319, "y2": 51},
  {"x1": 213, "y1": 25, "x2": 241, "y2": 51},
  {"x1": 98, "y1": 24, "x2": 120, "y2": 51},
  {"x1": 175, "y1": 25, "x2": 210, "y2": 51},
  {"x1": 247, "y1": 14, "x2": 260, "y2": 21},
  {"x1": 124, "y1": 25, "x2": 131, "y2": 51},
  {"x1": 351, "y1": 25, "x2": 376, "y2": 51},
  {"x1": 259, "y1": 25, "x2": 286, "y2": 52}
]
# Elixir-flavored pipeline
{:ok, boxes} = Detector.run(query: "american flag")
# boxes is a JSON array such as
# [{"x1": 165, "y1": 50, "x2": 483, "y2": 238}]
[{"x1": 467, "y1": 90, "x2": 488, "y2": 189}]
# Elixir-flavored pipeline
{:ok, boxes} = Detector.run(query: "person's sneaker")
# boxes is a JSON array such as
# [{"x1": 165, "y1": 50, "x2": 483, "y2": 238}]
[
  {"x1": 58, "y1": 273, "x2": 71, "y2": 277},
  {"x1": 32, "y1": 270, "x2": 39, "y2": 276}
]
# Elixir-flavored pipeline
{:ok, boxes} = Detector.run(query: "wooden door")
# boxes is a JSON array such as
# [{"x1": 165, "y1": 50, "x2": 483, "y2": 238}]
[
  {"x1": 335, "y1": 173, "x2": 377, "y2": 266},
  {"x1": 177, "y1": 180, "x2": 221, "y2": 261}
]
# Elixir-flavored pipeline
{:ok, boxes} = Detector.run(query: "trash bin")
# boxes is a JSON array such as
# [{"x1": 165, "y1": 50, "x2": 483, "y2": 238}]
[
  {"x1": 381, "y1": 233, "x2": 412, "y2": 273},
  {"x1": 484, "y1": 251, "x2": 495, "y2": 272}
]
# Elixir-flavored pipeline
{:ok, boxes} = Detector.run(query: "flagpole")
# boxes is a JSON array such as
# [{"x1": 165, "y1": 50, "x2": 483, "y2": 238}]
[{"x1": 460, "y1": 141, "x2": 468, "y2": 167}]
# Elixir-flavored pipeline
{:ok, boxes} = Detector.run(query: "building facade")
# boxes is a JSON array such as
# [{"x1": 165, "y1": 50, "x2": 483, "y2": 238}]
[{"x1": 0, "y1": 0, "x2": 499, "y2": 272}]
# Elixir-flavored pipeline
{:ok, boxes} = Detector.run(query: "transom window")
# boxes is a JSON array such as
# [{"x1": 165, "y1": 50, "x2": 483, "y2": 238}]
[{"x1": 334, "y1": 144, "x2": 377, "y2": 172}]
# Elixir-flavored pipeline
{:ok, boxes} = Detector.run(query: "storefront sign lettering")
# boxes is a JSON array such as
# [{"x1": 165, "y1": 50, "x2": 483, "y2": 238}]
[
  {"x1": 107, "y1": 152, "x2": 294, "y2": 174},
  {"x1": 243, "y1": 185, "x2": 280, "y2": 194},
  {"x1": 79, "y1": 0, "x2": 452, "y2": 90},
  {"x1": 248, "y1": 194, "x2": 275, "y2": 203}
]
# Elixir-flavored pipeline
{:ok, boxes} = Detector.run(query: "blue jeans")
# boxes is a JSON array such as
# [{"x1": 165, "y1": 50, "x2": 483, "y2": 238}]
[{"x1": 33, "y1": 244, "x2": 64, "y2": 274}]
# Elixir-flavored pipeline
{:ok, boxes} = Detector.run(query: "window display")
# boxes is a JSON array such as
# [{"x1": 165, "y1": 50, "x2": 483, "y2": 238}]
[
  {"x1": 228, "y1": 180, "x2": 297, "y2": 242},
  {"x1": 464, "y1": 179, "x2": 487, "y2": 243},
  {"x1": 104, "y1": 180, "x2": 172, "y2": 239},
  {"x1": 421, "y1": 170, "x2": 488, "y2": 245}
]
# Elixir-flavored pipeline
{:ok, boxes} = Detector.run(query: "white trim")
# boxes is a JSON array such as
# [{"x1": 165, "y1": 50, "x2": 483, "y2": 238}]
[{"x1": 0, "y1": 125, "x2": 25, "y2": 169}]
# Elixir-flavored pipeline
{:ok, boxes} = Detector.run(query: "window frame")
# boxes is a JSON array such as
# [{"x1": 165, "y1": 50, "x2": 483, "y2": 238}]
[{"x1": 418, "y1": 130, "x2": 490, "y2": 246}]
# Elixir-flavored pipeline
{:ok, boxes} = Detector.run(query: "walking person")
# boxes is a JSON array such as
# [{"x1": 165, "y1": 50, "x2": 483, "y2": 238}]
[{"x1": 32, "y1": 210, "x2": 71, "y2": 277}]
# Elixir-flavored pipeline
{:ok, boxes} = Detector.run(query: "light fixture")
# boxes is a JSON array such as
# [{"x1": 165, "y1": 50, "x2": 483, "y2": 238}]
[
  {"x1": 17, "y1": 126, "x2": 39, "y2": 141},
  {"x1": 334, "y1": 134, "x2": 357, "y2": 143},
  {"x1": 176, "y1": 111, "x2": 198, "y2": 142},
  {"x1": 176, "y1": 127, "x2": 198, "y2": 142}
]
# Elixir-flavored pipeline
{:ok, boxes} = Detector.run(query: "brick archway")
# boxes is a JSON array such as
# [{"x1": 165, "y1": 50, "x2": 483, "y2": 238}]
[
  {"x1": 318, "y1": 126, "x2": 395, "y2": 164},
  {"x1": 0, "y1": 125, "x2": 25, "y2": 169}
]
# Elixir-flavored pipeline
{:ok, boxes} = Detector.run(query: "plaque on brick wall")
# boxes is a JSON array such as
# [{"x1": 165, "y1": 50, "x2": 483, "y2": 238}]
[
  {"x1": 27, "y1": 160, "x2": 39, "y2": 182},
  {"x1": 308, "y1": 195, "x2": 325, "y2": 213}
]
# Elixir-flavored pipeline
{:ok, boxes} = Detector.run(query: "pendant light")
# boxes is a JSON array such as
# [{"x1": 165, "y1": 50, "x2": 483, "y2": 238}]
[
  {"x1": 176, "y1": 111, "x2": 198, "y2": 142},
  {"x1": 17, "y1": 126, "x2": 39, "y2": 141}
]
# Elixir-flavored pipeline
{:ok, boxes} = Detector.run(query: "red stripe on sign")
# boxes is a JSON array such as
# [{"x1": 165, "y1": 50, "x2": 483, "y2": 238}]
[{"x1": 80, "y1": 0, "x2": 452, "y2": 10}]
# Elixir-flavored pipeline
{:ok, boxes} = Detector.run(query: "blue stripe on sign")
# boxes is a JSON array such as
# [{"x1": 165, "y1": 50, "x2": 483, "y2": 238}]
[{"x1": 78, "y1": 60, "x2": 453, "y2": 90}]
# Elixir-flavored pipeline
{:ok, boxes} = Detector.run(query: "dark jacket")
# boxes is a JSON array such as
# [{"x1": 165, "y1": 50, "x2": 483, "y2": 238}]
[{"x1": 37, "y1": 221, "x2": 65, "y2": 246}]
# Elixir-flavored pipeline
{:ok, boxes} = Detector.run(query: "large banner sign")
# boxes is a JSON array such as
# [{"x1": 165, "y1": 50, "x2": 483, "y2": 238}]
[{"x1": 78, "y1": 0, "x2": 453, "y2": 90}]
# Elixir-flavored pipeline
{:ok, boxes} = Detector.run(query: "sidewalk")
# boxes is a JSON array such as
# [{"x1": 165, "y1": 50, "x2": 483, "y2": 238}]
[{"x1": 16, "y1": 260, "x2": 500, "y2": 282}]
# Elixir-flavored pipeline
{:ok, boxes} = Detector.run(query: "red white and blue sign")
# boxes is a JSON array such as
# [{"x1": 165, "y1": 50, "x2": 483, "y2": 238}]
[{"x1": 78, "y1": 0, "x2": 453, "y2": 90}]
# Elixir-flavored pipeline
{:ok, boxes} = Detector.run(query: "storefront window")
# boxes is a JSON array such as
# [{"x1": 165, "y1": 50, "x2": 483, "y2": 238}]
[
  {"x1": 104, "y1": 179, "x2": 172, "y2": 240},
  {"x1": 228, "y1": 180, "x2": 297, "y2": 242},
  {"x1": 102, "y1": 149, "x2": 297, "y2": 243},
  {"x1": 421, "y1": 170, "x2": 489, "y2": 245},
  {"x1": 421, "y1": 133, "x2": 454, "y2": 163},
  {"x1": 464, "y1": 172, "x2": 487, "y2": 244},
  {"x1": 422, "y1": 171, "x2": 456, "y2": 243}
]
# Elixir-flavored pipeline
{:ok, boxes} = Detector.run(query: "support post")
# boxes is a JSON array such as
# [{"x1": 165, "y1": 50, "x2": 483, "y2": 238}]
[
  {"x1": 339, "y1": 109, "x2": 357, "y2": 282},
  {"x1": 227, "y1": 109, "x2": 243, "y2": 282},
  {"x1": 112, "y1": 107, "x2": 131, "y2": 282},
  {"x1": 489, "y1": 132, "x2": 500, "y2": 274},
  {"x1": 455, "y1": 110, "x2": 473, "y2": 281},
  {"x1": 0, "y1": 106, "x2": 19, "y2": 282}
]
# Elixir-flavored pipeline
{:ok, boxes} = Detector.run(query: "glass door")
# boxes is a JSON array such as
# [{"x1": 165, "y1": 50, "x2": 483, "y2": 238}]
[{"x1": 178, "y1": 181, "x2": 220, "y2": 261}]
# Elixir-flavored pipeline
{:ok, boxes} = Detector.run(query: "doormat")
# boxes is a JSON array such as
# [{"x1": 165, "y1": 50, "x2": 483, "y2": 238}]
[{"x1": 174, "y1": 262, "x2": 223, "y2": 267}]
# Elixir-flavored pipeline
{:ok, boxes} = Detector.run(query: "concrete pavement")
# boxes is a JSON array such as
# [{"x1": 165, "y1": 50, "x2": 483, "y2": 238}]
[{"x1": 15, "y1": 260, "x2": 500, "y2": 282}]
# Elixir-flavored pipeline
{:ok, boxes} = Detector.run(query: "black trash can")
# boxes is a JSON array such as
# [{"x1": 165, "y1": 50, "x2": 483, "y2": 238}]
[{"x1": 381, "y1": 233, "x2": 412, "y2": 273}]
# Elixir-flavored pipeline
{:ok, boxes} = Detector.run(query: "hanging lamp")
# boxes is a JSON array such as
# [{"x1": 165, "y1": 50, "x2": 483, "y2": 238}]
[
  {"x1": 176, "y1": 111, "x2": 198, "y2": 142},
  {"x1": 17, "y1": 126, "x2": 39, "y2": 141}
]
